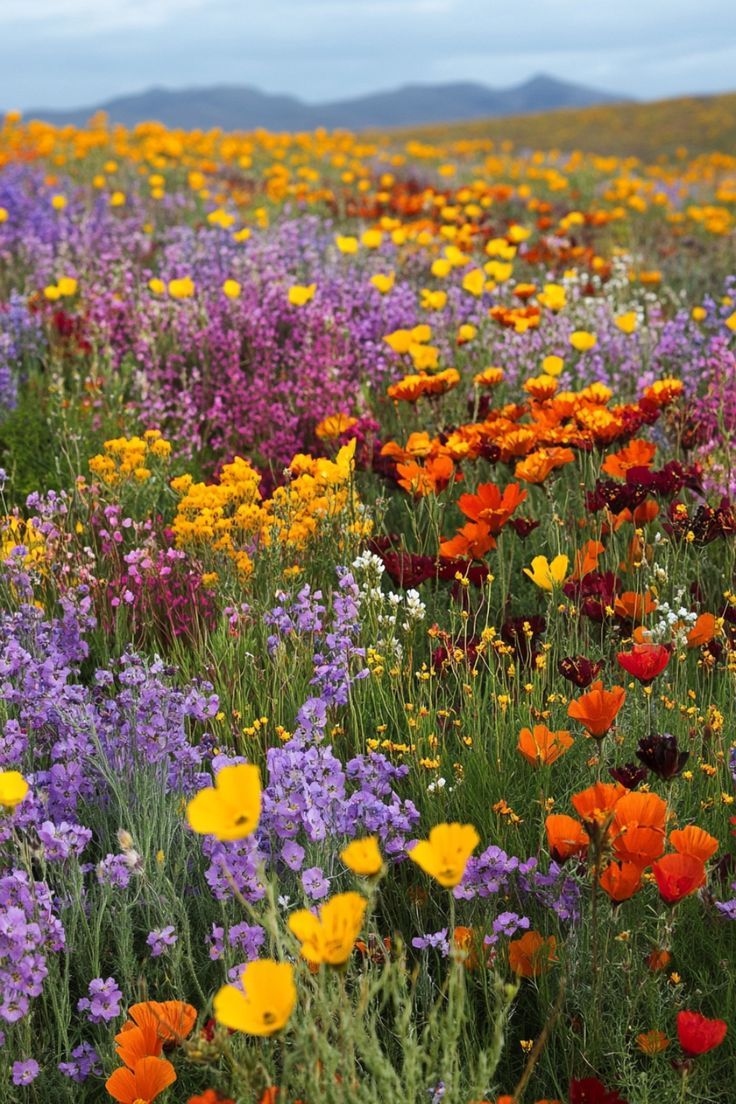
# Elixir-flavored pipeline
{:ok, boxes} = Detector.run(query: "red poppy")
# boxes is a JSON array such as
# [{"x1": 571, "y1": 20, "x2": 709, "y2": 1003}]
[
  {"x1": 652, "y1": 853, "x2": 706, "y2": 904},
  {"x1": 616, "y1": 643, "x2": 670, "y2": 684},
  {"x1": 676, "y1": 1010, "x2": 727, "y2": 1056}
]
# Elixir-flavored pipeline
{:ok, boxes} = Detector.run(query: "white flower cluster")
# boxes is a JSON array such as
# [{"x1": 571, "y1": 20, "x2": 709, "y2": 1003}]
[
  {"x1": 351, "y1": 550, "x2": 426, "y2": 656},
  {"x1": 648, "y1": 586, "x2": 697, "y2": 647}
]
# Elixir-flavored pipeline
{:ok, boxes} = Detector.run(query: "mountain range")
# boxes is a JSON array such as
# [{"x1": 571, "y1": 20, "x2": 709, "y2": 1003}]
[{"x1": 25, "y1": 74, "x2": 629, "y2": 131}]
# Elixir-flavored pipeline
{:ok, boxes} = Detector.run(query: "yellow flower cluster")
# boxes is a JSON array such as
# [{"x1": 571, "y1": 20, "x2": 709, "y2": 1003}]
[
  {"x1": 88, "y1": 430, "x2": 172, "y2": 485},
  {"x1": 170, "y1": 438, "x2": 363, "y2": 579}
]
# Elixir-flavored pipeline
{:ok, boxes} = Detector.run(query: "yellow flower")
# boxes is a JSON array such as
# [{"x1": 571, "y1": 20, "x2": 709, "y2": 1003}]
[
  {"x1": 537, "y1": 283, "x2": 566, "y2": 311},
  {"x1": 0, "y1": 207, "x2": 7, "y2": 223},
  {"x1": 57, "y1": 277, "x2": 78, "y2": 297},
  {"x1": 341, "y1": 836, "x2": 383, "y2": 876},
  {"x1": 726, "y1": 311, "x2": 736, "y2": 333},
  {"x1": 569, "y1": 330, "x2": 597, "y2": 352},
  {"x1": 456, "y1": 323, "x2": 477, "y2": 344},
  {"x1": 462, "y1": 269, "x2": 485, "y2": 297},
  {"x1": 0, "y1": 770, "x2": 29, "y2": 809},
  {"x1": 408, "y1": 822, "x2": 479, "y2": 887},
  {"x1": 370, "y1": 272, "x2": 395, "y2": 294},
  {"x1": 222, "y1": 279, "x2": 241, "y2": 299},
  {"x1": 361, "y1": 229, "x2": 382, "y2": 249},
  {"x1": 335, "y1": 234, "x2": 359, "y2": 254},
  {"x1": 51, "y1": 195, "x2": 67, "y2": 210},
  {"x1": 691, "y1": 306, "x2": 707, "y2": 322},
  {"x1": 288, "y1": 283, "x2": 316, "y2": 306},
  {"x1": 148, "y1": 278, "x2": 165, "y2": 295},
  {"x1": 315, "y1": 413, "x2": 357, "y2": 440},
  {"x1": 168, "y1": 277, "x2": 195, "y2": 300},
  {"x1": 420, "y1": 289, "x2": 447, "y2": 311},
  {"x1": 523, "y1": 554, "x2": 569, "y2": 590},
  {"x1": 289, "y1": 892, "x2": 368, "y2": 965},
  {"x1": 542, "y1": 355, "x2": 564, "y2": 377},
  {"x1": 186, "y1": 763, "x2": 261, "y2": 840},
  {"x1": 615, "y1": 312, "x2": 638, "y2": 334},
  {"x1": 43, "y1": 285, "x2": 62, "y2": 301},
  {"x1": 214, "y1": 959, "x2": 296, "y2": 1036},
  {"x1": 109, "y1": 191, "x2": 126, "y2": 207},
  {"x1": 233, "y1": 227, "x2": 251, "y2": 242}
]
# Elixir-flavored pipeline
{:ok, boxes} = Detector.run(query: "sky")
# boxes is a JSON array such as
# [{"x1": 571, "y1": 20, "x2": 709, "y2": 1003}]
[{"x1": 3, "y1": 0, "x2": 736, "y2": 111}]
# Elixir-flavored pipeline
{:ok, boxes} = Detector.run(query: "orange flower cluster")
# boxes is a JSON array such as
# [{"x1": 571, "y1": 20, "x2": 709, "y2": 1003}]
[
  {"x1": 106, "y1": 1001, "x2": 196, "y2": 1104},
  {"x1": 546, "y1": 784, "x2": 718, "y2": 905}
]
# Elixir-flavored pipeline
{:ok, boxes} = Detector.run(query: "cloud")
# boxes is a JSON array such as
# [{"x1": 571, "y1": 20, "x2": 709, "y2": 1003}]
[{"x1": 1, "y1": 0, "x2": 735, "y2": 109}]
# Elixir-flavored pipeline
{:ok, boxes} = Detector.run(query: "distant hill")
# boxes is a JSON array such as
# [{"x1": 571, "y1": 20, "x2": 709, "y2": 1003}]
[
  {"x1": 400, "y1": 91, "x2": 736, "y2": 159},
  {"x1": 23, "y1": 74, "x2": 628, "y2": 131}
]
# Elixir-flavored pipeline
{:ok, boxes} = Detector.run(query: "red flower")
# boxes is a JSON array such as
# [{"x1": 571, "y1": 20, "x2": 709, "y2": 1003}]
[
  {"x1": 652, "y1": 853, "x2": 706, "y2": 904},
  {"x1": 676, "y1": 1010, "x2": 727, "y2": 1056},
  {"x1": 616, "y1": 643, "x2": 670, "y2": 684},
  {"x1": 569, "y1": 1077, "x2": 628, "y2": 1104}
]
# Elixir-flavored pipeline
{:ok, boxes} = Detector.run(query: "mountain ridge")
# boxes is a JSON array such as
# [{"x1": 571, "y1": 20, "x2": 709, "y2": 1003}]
[{"x1": 22, "y1": 74, "x2": 630, "y2": 131}]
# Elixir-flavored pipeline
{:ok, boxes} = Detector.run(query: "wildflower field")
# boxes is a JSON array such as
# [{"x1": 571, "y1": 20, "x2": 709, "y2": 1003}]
[{"x1": 1, "y1": 110, "x2": 736, "y2": 1104}]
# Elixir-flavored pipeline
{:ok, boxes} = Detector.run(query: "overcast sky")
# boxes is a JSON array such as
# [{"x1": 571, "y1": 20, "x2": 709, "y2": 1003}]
[{"x1": 3, "y1": 0, "x2": 736, "y2": 111}]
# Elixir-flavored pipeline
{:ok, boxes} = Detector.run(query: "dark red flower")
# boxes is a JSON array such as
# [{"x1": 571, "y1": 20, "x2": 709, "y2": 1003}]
[
  {"x1": 636, "y1": 733, "x2": 688, "y2": 780},
  {"x1": 558, "y1": 655, "x2": 604, "y2": 689},
  {"x1": 617, "y1": 643, "x2": 670, "y2": 684},
  {"x1": 676, "y1": 1010, "x2": 727, "y2": 1056},
  {"x1": 569, "y1": 1076, "x2": 628, "y2": 1104},
  {"x1": 609, "y1": 762, "x2": 649, "y2": 789},
  {"x1": 652, "y1": 853, "x2": 706, "y2": 904},
  {"x1": 508, "y1": 516, "x2": 540, "y2": 539}
]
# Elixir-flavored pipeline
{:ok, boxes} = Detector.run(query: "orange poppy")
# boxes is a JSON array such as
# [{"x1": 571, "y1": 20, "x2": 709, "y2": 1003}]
[
  {"x1": 129, "y1": 1001, "x2": 197, "y2": 1045},
  {"x1": 611, "y1": 791, "x2": 667, "y2": 865},
  {"x1": 687, "y1": 612, "x2": 717, "y2": 648},
  {"x1": 599, "y1": 861, "x2": 642, "y2": 902},
  {"x1": 646, "y1": 947, "x2": 671, "y2": 972},
  {"x1": 571, "y1": 781, "x2": 626, "y2": 827},
  {"x1": 652, "y1": 853, "x2": 706, "y2": 904},
  {"x1": 572, "y1": 539, "x2": 605, "y2": 580},
  {"x1": 116, "y1": 1022, "x2": 161, "y2": 1069},
  {"x1": 615, "y1": 590, "x2": 656, "y2": 623},
  {"x1": 636, "y1": 1029, "x2": 669, "y2": 1056},
  {"x1": 106, "y1": 1056, "x2": 176, "y2": 1104},
  {"x1": 612, "y1": 825, "x2": 665, "y2": 868},
  {"x1": 601, "y1": 439, "x2": 656, "y2": 478},
  {"x1": 457, "y1": 481, "x2": 527, "y2": 530},
  {"x1": 508, "y1": 931, "x2": 557, "y2": 977},
  {"x1": 439, "y1": 520, "x2": 496, "y2": 560},
  {"x1": 517, "y1": 724, "x2": 573, "y2": 766},
  {"x1": 567, "y1": 680, "x2": 626, "y2": 738},
  {"x1": 545, "y1": 814, "x2": 589, "y2": 862},
  {"x1": 515, "y1": 448, "x2": 574, "y2": 484},
  {"x1": 669, "y1": 825, "x2": 718, "y2": 863}
]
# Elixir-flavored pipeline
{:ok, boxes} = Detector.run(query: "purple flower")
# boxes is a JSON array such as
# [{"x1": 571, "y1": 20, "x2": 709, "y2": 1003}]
[
  {"x1": 77, "y1": 976, "x2": 122, "y2": 1024},
  {"x1": 58, "y1": 1043, "x2": 101, "y2": 1082},
  {"x1": 146, "y1": 926, "x2": 177, "y2": 957},
  {"x1": 12, "y1": 1059, "x2": 39, "y2": 1086},
  {"x1": 301, "y1": 866, "x2": 330, "y2": 900},
  {"x1": 281, "y1": 840, "x2": 305, "y2": 871}
]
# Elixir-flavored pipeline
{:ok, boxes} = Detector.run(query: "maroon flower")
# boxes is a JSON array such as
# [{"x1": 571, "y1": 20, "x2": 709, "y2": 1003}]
[
  {"x1": 609, "y1": 762, "x2": 649, "y2": 789},
  {"x1": 569, "y1": 1077, "x2": 628, "y2": 1104},
  {"x1": 558, "y1": 655, "x2": 604, "y2": 689}
]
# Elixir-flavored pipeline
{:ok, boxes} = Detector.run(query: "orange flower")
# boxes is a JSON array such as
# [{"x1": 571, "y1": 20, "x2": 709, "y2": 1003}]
[
  {"x1": 545, "y1": 814, "x2": 589, "y2": 862},
  {"x1": 669, "y1": 825, "x2": 718, "y2": 863},
  {"x1": 652, "y1": 853, "x2": 706, "y2": 904},
  {"x1": 517, "y1": 724, "x2": 573, "y2": 767},
  {"x1": 601, "y1": 439, "x2": 656, "y2": 478},
  {"x1": 646, "y1": 948, "x2": 671, "y2": 972},
  {"x1": 611, "y1": 791, "x2": 667, "y2": 867},
  {"x1": 508, "y1": 931, "x2": 557, "y2": 977},
  {"x1": 453, "y1": 926, "x2": 479, "y2": 969},
  {"x1": 106, "y1": 1056, "x2": 176, "y2": 1104},
  {"x1": 687, "y1": 612, "x2": 717, "y2": 647},
  {"x1": 457, "y1": 481, "x2": 527, "y2": 531},
  {"x1": 515, "y1": 448, "x2": 574, "y2": 484},
  {"x1": 615, "y1": 590, "x2": 656, "y2": 623},
  {"x1": 128, "y1": 1001, "x2": 197, "y2": 1046},
  {"x1": 439, "y1": 521, "x2": 496, "y2": 560},
  {"x1": 396, "y1": 455, "x2": 456, "y2": 496},
  {"x1": 572, "y1": 539, "x2": 605, "y2": 580},
  {"x1": 599, "y1": 861, "x2": 642, "y2": 902},
  {"x1": 571, "y1": 781, "x2": 626, "y2": 827},
  {"x1": 567, "y1": 680, "x2": 626, "y2": 738},
  {"x1": 637, "y1": 1029, "x2": 669, "y2": 1056}
]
